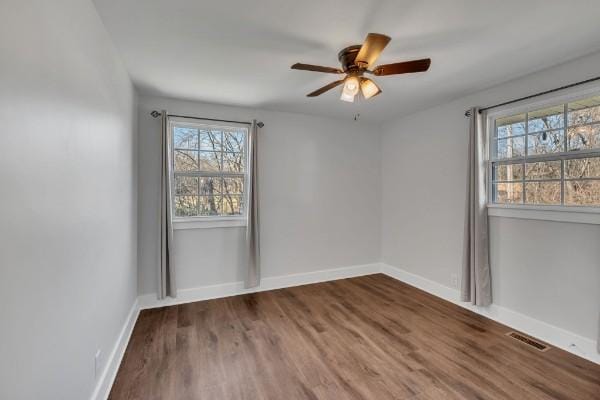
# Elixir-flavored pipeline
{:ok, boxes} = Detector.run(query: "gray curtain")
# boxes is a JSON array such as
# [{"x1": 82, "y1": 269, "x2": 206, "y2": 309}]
[
  {"x1": 245, "y1": 120, "x2": 260, "y2": 288},
  {"x1": 461, "y1": 108, "x2": 492, "y2": 306},
  {"x1": 159, "y1": 111, "x2": 176, "y2": 299}
]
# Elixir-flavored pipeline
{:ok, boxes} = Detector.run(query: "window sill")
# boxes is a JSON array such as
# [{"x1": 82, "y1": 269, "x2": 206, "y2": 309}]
[
  {"x1": 487, "y1": 204, "x2": 600, "y2": 225},
  {"x1": 173, "y1": 217, "x2": 247, "y2": 230}
]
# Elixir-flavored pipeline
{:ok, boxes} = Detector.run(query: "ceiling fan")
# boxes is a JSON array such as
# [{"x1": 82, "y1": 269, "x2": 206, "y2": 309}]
[{"x1": 291, "y1": 33, "x2": 431, "y2": 102}]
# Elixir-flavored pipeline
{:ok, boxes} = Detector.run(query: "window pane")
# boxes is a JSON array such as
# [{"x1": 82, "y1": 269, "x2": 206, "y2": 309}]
[
  {"x1": 223, "y1": 177, "x2": 244, "y2": 194},
  {"x1": 525, "y1": 161, "x2": 561, "y2": 180},
  {"x1": 527, "y1": 130, "x2": 564, "y2": 155},
  {"x1": 525, "y1": 182, "x2": 561, "y2": 205},
  {"x1": 199, "y1": 196, "x2": 222, "y2": 216},
  {"x1": 568, "y1": 96, "x2": 600, "y2": 126},
  {"x1": 199, "y1": 177, "x2": 222, "y2": 195},
  {"x1": 222, "y1": 195, "x2": 243, "y2": 215},
  {"x1": 199, "y1": 130, "x2": 222, "y2": 151},
  {"x1": 175, "y1": 196, "x2": 198, "y2": 217},
  {"x1": 199, "y1": 151, "x2": 221, "y2": 172},
  {"x1": 494, "y1": 182, "x2": 523, "y2": 204},
  {"x1": 566, "y1": 157, "x2": 600, "y2": 179},
  {"x1": 567, "y1": 124, "x2": 600, "y2": 151},
  {"x1": 223, "y1": 131, "x2": 245, "y2": 153},
  {"x1": 496, "y1": 136, "x2": 525, "y2": 159},
  {"x1": 527, "y1": 105, "x2": 564, "y2": 133},
  {"x1": 492, "y1": 163, "x2": 523, "y2": 181},
  {"x1": 175, "y1": 176, "x2": 198, "y2": 195},
  {"x1": 174, "y1": 150, "x2": 198, "y2": 172},
  {"x1": 222, "y1": 152, "x2": 244, "y2": 172},
  {"x1": 174, "y1": 127, "x2": 198, "y2": 149},
  {"x1": 565, "y1": 180, "x2": 600, "y2": 206},
  {"x1": 496, "y1": 114, "x2": 525, "y2": 138}
]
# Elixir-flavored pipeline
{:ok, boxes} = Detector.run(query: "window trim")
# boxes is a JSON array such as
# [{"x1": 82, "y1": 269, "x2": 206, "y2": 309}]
[
  {"x1": 488, "y1": 203, "x2": 600, "y2": 225},
  {"x1": 173, "y1": 216, "x2": 247, "y2": 230},
  {"x1": 169, "y1": 117, "x2": 249, "y2": 228},
  {"x1": 485, "y1": 82, "x2": 600, "y2": 222}
]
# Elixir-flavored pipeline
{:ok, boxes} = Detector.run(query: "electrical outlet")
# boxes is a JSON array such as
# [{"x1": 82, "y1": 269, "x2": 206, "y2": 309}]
[
  {"x1": 94, "y1": 349, "x2": 102, "y2": 379},
  {"x1": 450, "y1": 273, "x2": 458, "y2": 289}
]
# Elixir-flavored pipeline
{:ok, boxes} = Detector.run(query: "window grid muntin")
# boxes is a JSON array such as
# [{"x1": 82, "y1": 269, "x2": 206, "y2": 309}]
[
  {"x1": 491, "y1": 99, "x2": 600, "y2": 207},
  {"x1": 172, "y1": 121, "x2": 248, "y2": 218}
]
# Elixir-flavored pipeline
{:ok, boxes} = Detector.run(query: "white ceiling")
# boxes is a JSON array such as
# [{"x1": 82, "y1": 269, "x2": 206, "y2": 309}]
[{"x1": 93, "y1": 0, "x2": 600, "y2": 122}]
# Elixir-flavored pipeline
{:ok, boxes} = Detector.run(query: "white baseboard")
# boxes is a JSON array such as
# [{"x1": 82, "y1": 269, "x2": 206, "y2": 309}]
[
  {"x1": 138, "y1": 263, "x2": 381, "y2": 310},
  {"x1": 380, "y1": 263, "x2": 600, "y2": 365},
  {"x1": 90, "y1": 299, "x2": 140, "y2": 400}
]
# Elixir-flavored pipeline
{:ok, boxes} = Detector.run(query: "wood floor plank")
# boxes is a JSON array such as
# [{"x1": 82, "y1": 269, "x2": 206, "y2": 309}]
[{"x1": 109, "y1": 274, "x2": 600, "y2": 400}]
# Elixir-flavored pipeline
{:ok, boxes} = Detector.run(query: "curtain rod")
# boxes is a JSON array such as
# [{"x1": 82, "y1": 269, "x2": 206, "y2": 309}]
[
  {"x1": 150, "y1": 110, "x2": 264, "y2": 127},
  {"x1": 464, "y1": 75, "x2": 600, "y2": 117}
]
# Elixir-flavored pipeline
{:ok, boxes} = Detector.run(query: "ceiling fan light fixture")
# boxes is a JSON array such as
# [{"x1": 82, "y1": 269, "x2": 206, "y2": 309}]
[
  {"x1": 343, "y1": 76, "x2": 360, "y2": 96},
  {"x1": 340, "y1": 91, "x2": 355, "y2": 102},
  {"x1": 360, "y1": 78, "x2": 382, "y2": 99},
  {"x1": 340, "y1": 75, "x2": 359, "y2": 102}
]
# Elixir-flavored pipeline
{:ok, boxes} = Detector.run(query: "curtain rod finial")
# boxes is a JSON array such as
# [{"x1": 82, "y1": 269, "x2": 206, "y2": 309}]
[
  {"x1": 257, "y1": 121, "x2": 264, "y2": 128},
  {"x1": 150, "y1": 110, "x2": 161, "y2": 118}
]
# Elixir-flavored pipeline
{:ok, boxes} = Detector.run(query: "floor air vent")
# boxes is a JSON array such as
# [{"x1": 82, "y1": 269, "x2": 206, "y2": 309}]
[{"x1": 506, "y1": 331, "x2": 550, "y2": 352}]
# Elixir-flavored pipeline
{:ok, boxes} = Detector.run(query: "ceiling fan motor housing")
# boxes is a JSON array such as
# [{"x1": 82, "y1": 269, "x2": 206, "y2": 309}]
[{"x1": 338, "y1": 45, "x2": 364, "y2": 73}]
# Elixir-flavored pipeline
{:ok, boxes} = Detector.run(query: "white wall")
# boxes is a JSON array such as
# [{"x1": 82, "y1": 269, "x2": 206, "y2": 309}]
[
  {"x1": 138, "y1": 96, "x2": 381, "y2": 295},
  {"x1": 381, "y1": 51, "x2": 600, "y2": 342},
  {"x1": 0, "y1": 1, "x2": 138, "y2": 399}
]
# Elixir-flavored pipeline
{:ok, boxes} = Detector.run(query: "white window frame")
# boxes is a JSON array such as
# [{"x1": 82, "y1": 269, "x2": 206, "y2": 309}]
[
  {"x1": 486, "y1": 83, "x2": 600, "y2": 225},
  {"x1": 170, "y1": 117, "x2": 249, "y2": 229}
]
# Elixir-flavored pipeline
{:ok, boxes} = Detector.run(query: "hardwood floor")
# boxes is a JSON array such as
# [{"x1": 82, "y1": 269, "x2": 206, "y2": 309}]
[{"x1": 109, "y1": 274, "x2": 600, "y2": 399}]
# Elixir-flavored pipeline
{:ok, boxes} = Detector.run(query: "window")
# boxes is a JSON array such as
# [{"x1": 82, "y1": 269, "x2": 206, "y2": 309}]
[
  {"x1": 171, "y1": 119, "x2": 248, "y2": 220},
  {"x1": 490, "y1": 95, "x2": 600, "y2": 207}
]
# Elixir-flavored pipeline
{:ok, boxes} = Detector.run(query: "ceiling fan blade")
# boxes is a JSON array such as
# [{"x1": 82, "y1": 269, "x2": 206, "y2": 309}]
[
  {"x1": 291, "y1": 63, "x2": 343, "y2": 74},
  {"x1": 372, "y1": 58, "x2": 431, "y2": 76},
  {"x1": 307, "y1": 79, "x2": 345, "y2": 97},
  {"x1": 355, "y1": 33, "x2": 391, "y2": 68}
]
